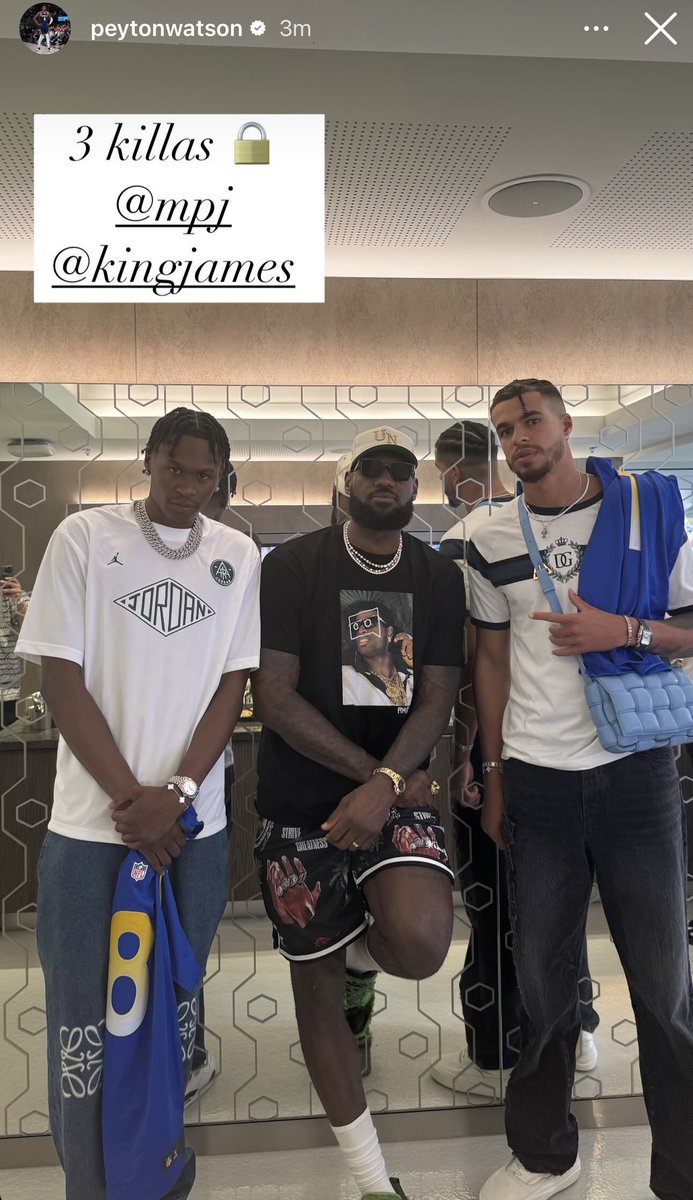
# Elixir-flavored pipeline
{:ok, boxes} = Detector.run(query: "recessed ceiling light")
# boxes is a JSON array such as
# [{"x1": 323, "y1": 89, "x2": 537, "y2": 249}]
[{"x1": 482, "y1": 175, "x2": 590, "y2": 218}]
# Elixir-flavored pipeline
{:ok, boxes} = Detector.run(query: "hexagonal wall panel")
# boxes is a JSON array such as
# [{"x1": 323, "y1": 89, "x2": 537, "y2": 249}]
[
  {"x1": 247, "y1": 994, "x2": 277, "y2": 1024},
  {"x1": 464, "y1": 983, "x2": 495, "y2": 1012},
  {"x1": 14, "y1": 480, "x2": 46, "y2": 508},
  {"x1": 599, "y1": 424, "x2": 629, "y2": 453},
  {"x1": 12, "y1": 383, "x2": 45, "y2": 407},
  {"x1": 399, "y1": 1032, "x2": 429, "y2": 1060},
  {"x1": 611, "y1": 1018, "x2": 638, "y2": 1047},
  {"x1": 128, "y1": 385, "x2": 161, "y2": 406},
  {"x1": 248, "y1": 1096, "x2": 278, "y2": 1121},
  {"x1": 282, "y1": 425, "x2": 312, "y2": 454},
  {"x1": 663, "y1": 384, "x2": 692, "y2": 405},
  {"x1": 573, "y1": 1074, "x2": 601, "y2": 1100},
  {"x1": 348, "y1": 386, "x2": 378, "y2": 408},
  {"x1": 289, "y1": 1039, "x2": 306, "y2": 1067},
  {"x1": 16, "y1": 903, "x2": 37, "y2": 932},
  {"x1": 464, "y1": 1080, "x2": 498, "y2": 1105},
  {"x1": 578, "y1": 975, "x2": 601, "y2": 1002},
  {"x1": 59, "y1": 424, "x2": 90, "y2": 453},
  {"x1": 18, "y1": 1006, "x2": 46, "y2": 1036},
  {"x1": 19, "y1": 1110, "x2": 49, "y2": 1135},
  {"x1": 16, "y1": 798, "x2": 48, "y2": 829},
  {"x1": 463, "y1": 883, "x2": 493, "y2": 913},
  {"x1": 241, "y1": 385, "x2": 271, "y2": 408},
  {"x1": 450, "y1": 387, "x2": 484, "y2": 409},
  {"x1": 242, "y1": 481, "x2": 272, "y2": 506}
]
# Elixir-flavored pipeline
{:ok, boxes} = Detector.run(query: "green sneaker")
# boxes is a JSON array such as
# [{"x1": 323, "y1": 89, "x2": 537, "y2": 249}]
[
  {"x1": 344, "y1": 968, "x2": 376, "y2": 1077},
  {"x1": 362, "y1": 1179, "x2": 409, "y2": 1199}
]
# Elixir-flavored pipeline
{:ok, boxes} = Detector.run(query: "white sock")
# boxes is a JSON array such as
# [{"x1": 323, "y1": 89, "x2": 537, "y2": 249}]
[
  {"x1": 331, "y1": 1107, "x2": 392, "y2": 1195},
  {"x1": 345, "y1": 930, "x2": 381, "y2": 975}
]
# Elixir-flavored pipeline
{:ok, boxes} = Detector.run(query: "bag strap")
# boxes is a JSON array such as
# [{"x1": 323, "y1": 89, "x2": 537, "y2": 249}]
[
  {"x1": 518, "y1": 498, "x2": 587, "y2": 674},
  {"x1": 517, "y1": 499, "x2": 563, "y2": 613}
]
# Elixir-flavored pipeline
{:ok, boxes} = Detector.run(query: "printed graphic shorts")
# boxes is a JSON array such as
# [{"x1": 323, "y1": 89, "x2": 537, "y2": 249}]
[{"x1": 255, "y1": 805, "x2": 453, "y2": 960}]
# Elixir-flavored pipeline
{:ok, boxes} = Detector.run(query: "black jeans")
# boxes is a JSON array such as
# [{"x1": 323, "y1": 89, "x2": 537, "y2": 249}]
[
  {"x1": 502, "y1": 749, "x2": 693, "y2": 1200},
  {"x1": 453, "y1": 741, "x2": 598, "y2": 1070}
]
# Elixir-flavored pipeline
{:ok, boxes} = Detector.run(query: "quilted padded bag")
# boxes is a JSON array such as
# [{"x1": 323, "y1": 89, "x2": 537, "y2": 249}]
[{"x1": 583, "y1": 667, "x2": 693, "y2": 753}]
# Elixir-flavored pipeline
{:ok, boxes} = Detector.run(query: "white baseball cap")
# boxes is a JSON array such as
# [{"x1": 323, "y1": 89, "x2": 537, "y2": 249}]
[
  {"x1": 349, "y1": 426, "x2": 418, "y2": 471},
  {"x1": 334, "y1": 452, "x2": 352, "y2": 497}
]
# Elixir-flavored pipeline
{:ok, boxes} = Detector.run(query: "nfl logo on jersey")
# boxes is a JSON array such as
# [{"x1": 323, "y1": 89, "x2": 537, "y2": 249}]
[{"x1": 130, "y1": 861, "x2": 148, "y2": 882}]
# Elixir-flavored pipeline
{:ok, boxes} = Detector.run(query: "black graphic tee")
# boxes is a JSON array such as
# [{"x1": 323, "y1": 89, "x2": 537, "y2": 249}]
[{"x1": 257, "y1": 525, "x2": 467, "y2": 824}]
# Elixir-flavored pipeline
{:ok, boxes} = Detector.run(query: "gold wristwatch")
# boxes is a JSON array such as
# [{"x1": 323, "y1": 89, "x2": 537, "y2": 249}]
[{"x1": 372, "y1": 767, "x2": 406, "y2": 796}]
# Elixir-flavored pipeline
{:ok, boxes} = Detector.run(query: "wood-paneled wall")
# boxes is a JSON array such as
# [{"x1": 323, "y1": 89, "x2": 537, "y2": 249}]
[{"x1": 4, "y1": 273, "x2": 693, "y2": 384}]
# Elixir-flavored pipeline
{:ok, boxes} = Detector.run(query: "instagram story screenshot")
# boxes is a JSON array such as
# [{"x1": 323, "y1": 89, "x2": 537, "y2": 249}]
[{"x1": 0, "y1": 5, "x2": 693, "y2": 1200}]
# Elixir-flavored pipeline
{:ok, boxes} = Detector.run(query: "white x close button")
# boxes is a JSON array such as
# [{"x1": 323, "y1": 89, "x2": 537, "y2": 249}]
[{"x1": 644, "y1": 11, "x2": 678, "y2": 45}]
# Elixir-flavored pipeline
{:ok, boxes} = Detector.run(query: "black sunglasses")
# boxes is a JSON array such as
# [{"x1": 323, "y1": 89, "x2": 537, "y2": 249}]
[{"x1": 356, "y1": 458, "x2": 416, "y2": 482}]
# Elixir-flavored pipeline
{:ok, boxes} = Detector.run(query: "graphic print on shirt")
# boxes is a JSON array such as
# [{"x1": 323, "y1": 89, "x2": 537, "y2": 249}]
[
  {"x1": 540, "y1": 536, "x2": 585, "y2": 584},
  {"x1": 340, "y1": 589, "x2": 414, "y2": 710},
  {"x1": 114, "y1": 578, "x2": 215, "y2": 636}
]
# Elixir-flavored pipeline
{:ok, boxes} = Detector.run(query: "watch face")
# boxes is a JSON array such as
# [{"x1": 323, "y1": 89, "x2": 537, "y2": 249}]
[
  {"x1": 179, "y1": 779, "x2": 197, "y2": 797},
  {"x1": 394, "y1": 776, "x2": 406, "y2": 794}
]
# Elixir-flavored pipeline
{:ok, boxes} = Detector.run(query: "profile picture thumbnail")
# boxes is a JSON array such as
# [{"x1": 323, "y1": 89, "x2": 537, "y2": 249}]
[{"x1": 19, "y1": 4, "x2": 71, "y2": 55}]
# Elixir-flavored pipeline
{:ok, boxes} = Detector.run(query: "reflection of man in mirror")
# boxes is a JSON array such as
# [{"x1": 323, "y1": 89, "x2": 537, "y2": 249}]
[
  {"x1": 0, "y1": 568, "x2": 30, "y2": 728},
  {"x1": 470, "y1": 379, "x2": 693, "y2": 1200},
  {"x1": 16, "y1": 409, "x2": 260, "y2": 1200},
  {"x1": 342, "y1": 601, "x2": 413, "y2": 708},
  {"x1": 254, "y1": 425, "x2": 466, "y2": 1200}
]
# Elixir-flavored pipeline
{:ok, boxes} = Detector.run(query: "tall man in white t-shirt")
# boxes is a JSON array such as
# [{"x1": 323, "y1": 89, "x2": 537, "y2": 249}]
[
  {"x1": 468, "y1": 380, "x2": 693, "y2": 1200},
  {"x1": 17, "y1": 408, "x2": 260, "y2": 1200},
  {"x1": 433, "y1": 422, "x2": 598, "y2": 1090}
]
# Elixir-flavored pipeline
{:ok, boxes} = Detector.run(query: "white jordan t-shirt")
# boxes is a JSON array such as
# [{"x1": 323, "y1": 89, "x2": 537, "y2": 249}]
[
  {"x1": 467, "y1": 494, "x2": 693, "y2": 771},
  {"x1": 17, "y1": 504, "x2": 260, "y2": 842}
]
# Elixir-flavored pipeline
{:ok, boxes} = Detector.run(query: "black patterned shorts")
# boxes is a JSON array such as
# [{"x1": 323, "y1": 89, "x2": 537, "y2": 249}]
[{"x1": 255, "y1": 805, "x2": 453, "y2": 960}]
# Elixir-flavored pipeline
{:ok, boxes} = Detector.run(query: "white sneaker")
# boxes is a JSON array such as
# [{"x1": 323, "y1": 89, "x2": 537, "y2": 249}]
[
  {"x1": 480, "y1": 1156, "x2": 581, "y2": 1200},
  {"x1": 575, "y1": 1031, "x2": 598, "y2": 1073},
  {"x1": 430, "y1": 1050, "x2": 504, "y2": 1091},
  {"x1": 184, "y1": 1051, "x2": 218, "y2": 1107}
]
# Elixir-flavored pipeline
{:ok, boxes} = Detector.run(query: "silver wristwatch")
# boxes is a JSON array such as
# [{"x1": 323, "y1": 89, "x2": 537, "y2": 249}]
[
  {"x1": 636, "y1": 619, "x2": 653, "y2": 650},
  {"x1": 168, "y1": 775, "x2": 199, "y2": 804}
]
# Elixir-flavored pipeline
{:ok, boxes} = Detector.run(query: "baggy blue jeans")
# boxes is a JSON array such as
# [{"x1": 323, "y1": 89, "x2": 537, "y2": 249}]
[
  {"x1": 502, "y1": 748, "x2": 693, "y2": 1200},
  {"x1": 36, "y1": 830, "x2": 229, "y2": 1200}
]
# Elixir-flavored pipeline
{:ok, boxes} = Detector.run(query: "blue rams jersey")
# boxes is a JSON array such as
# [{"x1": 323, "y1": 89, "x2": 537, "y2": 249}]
[{"x1": 103, "y1": 807, "x2": 203, "y2": 1200}]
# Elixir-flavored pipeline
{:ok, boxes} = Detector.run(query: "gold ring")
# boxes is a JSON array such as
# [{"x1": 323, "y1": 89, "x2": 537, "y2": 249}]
[
  {"x1": 351, "y1": 840, "x2": 360, "y2": 849},
  {"x1": 430, "y1": 780, "x2": 441, "y2": 796}
]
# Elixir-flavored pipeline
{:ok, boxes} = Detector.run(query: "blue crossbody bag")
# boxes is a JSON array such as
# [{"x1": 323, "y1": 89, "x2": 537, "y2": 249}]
[{"x1": 518, "y1": 497, "x2": 693, "y2": 754}]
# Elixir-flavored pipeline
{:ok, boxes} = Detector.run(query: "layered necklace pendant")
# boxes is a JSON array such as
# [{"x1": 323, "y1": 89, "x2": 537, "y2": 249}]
[
  {"x1": 133, "y1": 499, "x2": 203, "y2": 560},
  {"x1": 524, "y1": 474, "x2": 590, "y2": 539},
  {"x1": 343, "y1": 521, "x2": 403, "y2": 575}
]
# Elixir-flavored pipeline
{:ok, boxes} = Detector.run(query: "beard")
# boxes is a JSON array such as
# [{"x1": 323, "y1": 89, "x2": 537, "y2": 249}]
[
  {"x1": 512, "y1": 435, "x2": 566, "y2": 483},
  {"x1": 348, "y1": 492, "x2": 414, "y2": 531}
]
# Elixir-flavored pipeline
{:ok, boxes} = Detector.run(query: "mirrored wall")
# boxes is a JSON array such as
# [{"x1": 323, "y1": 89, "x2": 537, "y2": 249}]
[{"x1": 1, "y1": 381, "x2": 692, "y2": 1139}]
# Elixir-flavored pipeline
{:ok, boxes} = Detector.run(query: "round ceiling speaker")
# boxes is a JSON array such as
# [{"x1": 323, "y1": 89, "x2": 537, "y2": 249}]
[{"x1": 483, "y1": 175, "x2": 590, "y2": 218}]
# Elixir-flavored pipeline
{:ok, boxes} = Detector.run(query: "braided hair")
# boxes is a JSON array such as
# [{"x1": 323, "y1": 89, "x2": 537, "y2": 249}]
[{"x1": 144, "y1": 407, "x2": 230, "y2": 475}]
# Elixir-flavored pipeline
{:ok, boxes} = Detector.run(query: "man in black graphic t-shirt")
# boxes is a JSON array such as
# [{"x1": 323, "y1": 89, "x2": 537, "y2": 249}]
[{"x1": 254, "y1": 427, "x2": 466, "y2": 1200}]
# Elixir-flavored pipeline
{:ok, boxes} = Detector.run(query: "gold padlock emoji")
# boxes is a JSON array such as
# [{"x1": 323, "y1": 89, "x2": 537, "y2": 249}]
[{"x1": 235, "y1": 121, "x2": 270, "y2": 164}]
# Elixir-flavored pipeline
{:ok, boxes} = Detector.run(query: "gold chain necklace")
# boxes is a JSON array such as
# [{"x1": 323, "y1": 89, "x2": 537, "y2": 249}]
[{"x1": 366, "y1": 668, "x2": 408, "y2": 707}]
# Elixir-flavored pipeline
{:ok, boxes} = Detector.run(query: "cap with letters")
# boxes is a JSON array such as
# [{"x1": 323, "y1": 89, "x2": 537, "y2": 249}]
[{"x1": 349, "y1": 427, "x2": 418, "y2": 471}]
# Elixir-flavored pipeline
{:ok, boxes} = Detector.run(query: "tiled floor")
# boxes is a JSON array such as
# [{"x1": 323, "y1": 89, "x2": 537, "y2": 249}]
[{"x1": 0, "y1": 1126, "x2": 654, "y2": 1200}]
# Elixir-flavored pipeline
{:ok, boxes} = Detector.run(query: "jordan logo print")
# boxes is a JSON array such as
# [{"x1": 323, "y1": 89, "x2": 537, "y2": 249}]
[
  {"x1": 114, "y1": 579, "x2": 215, "y2": 637},
  {"x1": 107, "y1": 553, "x2": 123, "y2": 566}
]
